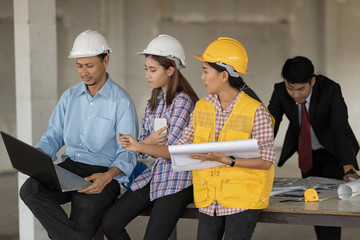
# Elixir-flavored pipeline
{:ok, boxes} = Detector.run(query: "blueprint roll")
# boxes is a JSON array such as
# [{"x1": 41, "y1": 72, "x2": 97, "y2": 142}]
[
  {"x1": 337, "y1": 179, "x2": 360, "y2": 200},
  {"x1": 169, "y1": 139, "x2": 260, "y2": 172}
]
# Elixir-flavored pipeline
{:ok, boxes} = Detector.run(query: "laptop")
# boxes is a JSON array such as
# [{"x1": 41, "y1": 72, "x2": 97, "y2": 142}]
[{"x1": 1, "y1": 131, "x2": 91, "y2": 192}]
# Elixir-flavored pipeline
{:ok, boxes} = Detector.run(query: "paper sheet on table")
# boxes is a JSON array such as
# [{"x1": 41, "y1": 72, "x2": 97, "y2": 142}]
[
  {"x1": 270, "y1": 186, "x2": 307, "y2": 197},
  {"x1": 169, "y1": 139, "x2": 260, "y2": 172}
]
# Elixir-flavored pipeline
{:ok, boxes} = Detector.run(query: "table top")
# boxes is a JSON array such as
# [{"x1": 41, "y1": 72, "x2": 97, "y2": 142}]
[
  {"x1": 185, "y1": 177, "x2": 360, "y2": 219},
  {"x1": 186, "y1": 196, "x2": 360, "y2": 216},
  {"x1": 182, "y1": 178, "x2": 360, "y2": 227},
  {"x1": 266, "y1": 197, "x2": 360, "y2": 216}
]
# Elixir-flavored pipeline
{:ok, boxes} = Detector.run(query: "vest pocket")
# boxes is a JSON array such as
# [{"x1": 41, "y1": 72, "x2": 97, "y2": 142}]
[
  {"x1": 224, "y1": 129, "x2": 250, "y2": 141},
  {"x1": 193, "y1": 178, "x2": 208, "y2": 204},
  {"x1": 193, "y1": 126, "x2": 211, "y2": 143},
  {"x1": 220, "y1": 178, "x2": 262, "y2": 203}
]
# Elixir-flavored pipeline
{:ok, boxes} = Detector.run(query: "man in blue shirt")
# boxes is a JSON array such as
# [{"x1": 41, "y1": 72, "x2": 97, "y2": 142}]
[{"x1": 19, "y1": 30, "x2": 138, "y2": 240}]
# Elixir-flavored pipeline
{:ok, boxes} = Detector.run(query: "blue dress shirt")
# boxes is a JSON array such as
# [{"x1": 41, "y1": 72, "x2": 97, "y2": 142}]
[{"x1": 36, "y1": 74, "x2": 138, "y2": 183}]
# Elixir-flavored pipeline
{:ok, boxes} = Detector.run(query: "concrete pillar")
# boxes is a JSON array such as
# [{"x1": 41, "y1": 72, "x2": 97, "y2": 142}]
[
  {"x1": 288, "y1": 0, "x2": 321, "y2": 68},
  {"x1": 322, "y1": 0, "x2": 338, "y2": 77},
  {"x1": 98, "y1": 0, "x2": 126, "y2": 88},
  {"x1": 13, "y1": 0, "x2": 57, "y2": 239}
]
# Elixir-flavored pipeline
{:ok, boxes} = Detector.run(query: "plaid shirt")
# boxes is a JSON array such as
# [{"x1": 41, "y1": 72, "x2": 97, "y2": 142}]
[
  {"x1": 130, "y1": 90, "x2": 195, "y2": 201},
  {"x1": 177, "y1": 92, "x2": 276, "y2": 216}
]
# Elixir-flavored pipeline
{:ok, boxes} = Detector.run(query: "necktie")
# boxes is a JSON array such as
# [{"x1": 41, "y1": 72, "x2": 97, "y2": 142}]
[{"x1": 298, "y1": 102, "x2": 312, "y2": 174}]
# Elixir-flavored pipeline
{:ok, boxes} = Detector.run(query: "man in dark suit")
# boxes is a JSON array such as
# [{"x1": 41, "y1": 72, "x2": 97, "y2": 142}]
[{"x1": 268, "y1": 56, "x2": 359, "y2": 240}]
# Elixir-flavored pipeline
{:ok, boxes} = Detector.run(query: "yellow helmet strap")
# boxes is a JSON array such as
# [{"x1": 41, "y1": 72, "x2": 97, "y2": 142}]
[{"x1": 215, "y1": 62, "x2": 240, "y2": 78}]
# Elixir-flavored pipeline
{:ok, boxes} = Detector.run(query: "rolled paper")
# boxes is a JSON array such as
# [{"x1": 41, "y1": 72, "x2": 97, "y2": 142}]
[{"x1": 337, "y1": 179, "x2": 360, "y2": 200}]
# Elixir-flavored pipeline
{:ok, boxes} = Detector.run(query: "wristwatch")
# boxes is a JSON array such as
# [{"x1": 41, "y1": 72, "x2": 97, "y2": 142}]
[
  {"x1": 229, "y1": 156, "x2": 236, "y2": 167},
  {"x1": 345, "y1": 169, "x2": 357, "y2": 175}
]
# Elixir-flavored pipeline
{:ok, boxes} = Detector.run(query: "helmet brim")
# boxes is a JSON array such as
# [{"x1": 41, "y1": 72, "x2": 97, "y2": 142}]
[
  {"x1": 137, "y1": 51, "x2": 147, "y2": 56},
  {"x1": 194, "y1": 55, "x2": 207, "y2": 62},
  {"x1": 68, "y1": 49, "x2": 111, "y2": 59},
  {"x1": 194, "y1": 54, "x2": 219, "y2": 64},
  {"x1": 138, "y1": 50, "x2": 186, "y2": 69},
  {"x1": 68, "y1": 53, "x2": 100, "y2": 58}
]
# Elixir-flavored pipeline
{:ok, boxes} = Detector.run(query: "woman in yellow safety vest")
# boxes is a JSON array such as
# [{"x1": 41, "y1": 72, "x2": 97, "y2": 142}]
[{"x1": 119, "y1": 37, "x2": 276, "y2": 240}]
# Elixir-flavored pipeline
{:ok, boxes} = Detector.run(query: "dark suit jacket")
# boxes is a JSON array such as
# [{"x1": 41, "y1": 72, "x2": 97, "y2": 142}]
[{"x1": 268, "y1": 75, "x2": 359, "y2": 170}]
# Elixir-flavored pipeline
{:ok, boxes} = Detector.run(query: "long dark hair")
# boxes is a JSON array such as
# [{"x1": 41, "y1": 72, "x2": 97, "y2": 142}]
[
  {"x1": 147, "y1": 55, "x2": 199, "y2": 111},
  {"x1": 208, "y1": 62, "x2": 262, "y2": 103}
]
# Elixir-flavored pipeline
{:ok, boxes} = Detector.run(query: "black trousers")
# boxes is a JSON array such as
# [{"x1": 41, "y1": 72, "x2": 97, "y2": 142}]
[
  {"x1": 196, "y1": 209, "x2": 261, "y2": 240},
  {"x1": 302, "y1": 149, "x2": 343, "y2": 240},
  {"x1": 102, "y1": 184, "x2": 193, "y2": 240},
  {"x1": 20, "y1": 159, "x2": 120, "y2": 240}
]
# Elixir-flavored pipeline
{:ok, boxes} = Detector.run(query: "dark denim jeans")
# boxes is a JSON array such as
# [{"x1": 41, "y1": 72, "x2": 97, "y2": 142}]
[
  {"x1": 102, "y1": 184, "x2": 193, "y2": 240},
  {"x1": 302, "y1": 149, "x2": 342, "y2": 240},
  {"x1": 20, "y1": 159, "x2": 120, "y2": 240},
  {"x1": 197, "y1": 209, "x2": 261, "y2": 240}
]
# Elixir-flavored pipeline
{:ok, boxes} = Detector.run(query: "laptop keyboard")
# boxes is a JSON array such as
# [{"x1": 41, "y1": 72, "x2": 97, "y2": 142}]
[{"x1": 54, "y1": 164, "x2": 91, "y2": 191}]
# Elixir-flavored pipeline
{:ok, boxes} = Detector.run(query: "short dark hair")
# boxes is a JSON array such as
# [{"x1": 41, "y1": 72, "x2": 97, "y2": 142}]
[
  {"x1": 97, "y1": 53, "x2": 108, "y2": 61},
  {"x1": 281, "y1": 56, "x2": 314, "y2": 84}
]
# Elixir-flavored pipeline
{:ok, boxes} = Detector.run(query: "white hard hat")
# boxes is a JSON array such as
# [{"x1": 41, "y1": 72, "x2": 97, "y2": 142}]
[
  {"x1": 68, "y1": 30, "x2": 112, "y2": 58},
  {"x1": 138, "y1": 34, "x2": 186, "y2": 69}
]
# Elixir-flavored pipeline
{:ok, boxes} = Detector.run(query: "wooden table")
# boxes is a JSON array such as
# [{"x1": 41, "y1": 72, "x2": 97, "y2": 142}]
[
  {"x1": 137, "y1": 196, "x2": 360, "y2": 240},
  {"x1": 156, "y1": 195, "x2": 360, "y2": 228},
  {"x1": 259, "y1": 197, "x2": 360, "y2": 228},
  {"x1": 94, "y1": 183, "x2": 360, "y2": 240}
]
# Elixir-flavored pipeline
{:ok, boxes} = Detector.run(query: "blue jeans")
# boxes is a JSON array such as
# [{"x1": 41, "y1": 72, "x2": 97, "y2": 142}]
[
  {"x1": 197, "y1": 209, "x2": 261, "y2": 240},
  {"x1": 20, "y1": 159, "x2": 120, "y2": 240}
]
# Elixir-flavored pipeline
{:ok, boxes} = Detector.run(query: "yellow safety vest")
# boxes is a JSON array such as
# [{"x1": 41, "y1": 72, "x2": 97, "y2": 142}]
[{"x1": 192, "y1": 92, "x2": 275, "y2": 209}]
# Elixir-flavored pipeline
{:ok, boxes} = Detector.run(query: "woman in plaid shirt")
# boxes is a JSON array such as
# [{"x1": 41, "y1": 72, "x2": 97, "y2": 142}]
[
  {"x1": 119, "y1": 37, "x2": 275, "y2": 240},
  {"x1": 102, "y1": 35, "x2": 199, "y2": 240}
]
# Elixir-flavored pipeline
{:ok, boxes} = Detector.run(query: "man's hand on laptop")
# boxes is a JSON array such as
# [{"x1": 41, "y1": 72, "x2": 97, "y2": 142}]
[{"x1": 78, "y1": 167, "x2": 121, "y2": 194}]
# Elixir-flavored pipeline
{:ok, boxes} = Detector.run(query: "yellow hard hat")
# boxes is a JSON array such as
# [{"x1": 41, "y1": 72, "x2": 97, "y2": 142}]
[{"x1": 194, "y1": 37, "x2": 248, "y2": 74}]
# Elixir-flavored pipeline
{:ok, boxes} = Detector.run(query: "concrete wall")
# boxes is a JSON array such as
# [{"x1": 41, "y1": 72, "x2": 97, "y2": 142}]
[
  {"x1": 0, "y1": 0, "x2": 15, "y2": 171},
  {"x1": 2, "y1": 0, "x2": 360, "y2": 175}
]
